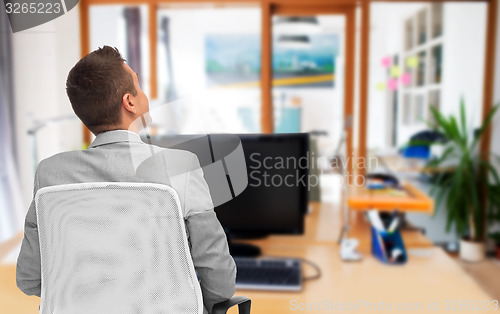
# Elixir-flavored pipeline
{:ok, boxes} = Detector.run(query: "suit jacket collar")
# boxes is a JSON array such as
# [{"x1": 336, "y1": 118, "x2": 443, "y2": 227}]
[{"x1": 88, "y1": 130, "x2": 144, "y2": 148}]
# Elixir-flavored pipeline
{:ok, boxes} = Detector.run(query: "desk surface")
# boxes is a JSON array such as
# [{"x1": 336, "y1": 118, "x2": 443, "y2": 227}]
[
  {"x1": 0, "y1": 202, "x2": 493, "y2": 313},
  {"x1": 237, "y1": 203, "x2": 491, "y2": 313},
  {"x1": 237, "y1": 246, "x2": 492, "y2": 313}
]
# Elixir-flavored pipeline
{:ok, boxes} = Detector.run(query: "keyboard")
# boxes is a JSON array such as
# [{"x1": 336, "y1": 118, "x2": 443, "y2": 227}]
[{"x1": 234, "y1": 257, "x2": 302, "y2": 291}]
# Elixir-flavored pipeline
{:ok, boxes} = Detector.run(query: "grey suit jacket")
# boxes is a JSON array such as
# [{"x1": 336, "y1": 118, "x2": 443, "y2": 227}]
[{"x1": 16, "y1": 130, "x2": 236, "y2": 313}]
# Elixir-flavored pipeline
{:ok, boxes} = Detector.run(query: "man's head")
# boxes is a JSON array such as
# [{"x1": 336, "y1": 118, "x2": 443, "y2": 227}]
[{"x1": 66, "y1": 46, "x2": 149, "y2": 135}]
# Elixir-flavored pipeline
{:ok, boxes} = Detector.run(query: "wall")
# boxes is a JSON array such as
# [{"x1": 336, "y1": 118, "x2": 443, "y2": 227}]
[
  {"x1": 12, "y1": 7, "x2": 81, "y2": 230},
  {"x1": 441, "y1": 3, "x2": 486, "y2": 124}
]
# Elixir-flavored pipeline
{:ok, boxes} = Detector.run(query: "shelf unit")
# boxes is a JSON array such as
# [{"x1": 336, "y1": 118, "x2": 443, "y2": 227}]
[{"x1": 400, "y1": 3, "x2": 443, "y2": 128}]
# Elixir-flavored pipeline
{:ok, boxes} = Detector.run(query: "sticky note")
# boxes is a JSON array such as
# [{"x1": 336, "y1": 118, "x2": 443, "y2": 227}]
[
  {"x1": 406, "y1": 56, "x2": 419, "y2": 68},
  {"x1": 381, "y1": 57, "x2": 391, "y2": 68},
  {"x1": 388, "y1": 78, "x2": 398, "y2": 91},
  {"x1": 401, "y1": 73, "x2": 411, "y2": 86},
  {"x1": 390, "y1": 66, "x2": 401, "y2": 77},
  {"x1": 376, "y1": 82, "x2": 386, "y2": 91}
]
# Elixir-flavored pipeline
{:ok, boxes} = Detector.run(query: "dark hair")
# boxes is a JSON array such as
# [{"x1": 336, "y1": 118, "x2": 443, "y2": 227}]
[{"x1": 66, "y1": 46, "x2": 137, "y2": 134}]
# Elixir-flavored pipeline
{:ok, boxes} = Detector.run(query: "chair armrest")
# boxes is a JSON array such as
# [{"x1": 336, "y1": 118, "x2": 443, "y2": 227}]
[{"x1": 211, "y1": 296, "x2": 251, "y2": 314}]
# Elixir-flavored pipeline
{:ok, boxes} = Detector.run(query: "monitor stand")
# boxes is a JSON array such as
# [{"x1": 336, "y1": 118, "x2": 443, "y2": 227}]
[
  {"x1": 229, "y1": 242, "x2": 261, "y2": 257},
  {"x1": 226, "y1": 232, "x2": 266, "y2": 257}
]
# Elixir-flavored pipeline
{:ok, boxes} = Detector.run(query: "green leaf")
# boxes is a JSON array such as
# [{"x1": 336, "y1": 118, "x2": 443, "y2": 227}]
[
  {"x1": 479, "y1": 160, "x2": 500, "y2": 186},
  {"x1": 459, "y1": 97, "x2": 468, "y2": 146},
  {"x1": 471, "y1": 104, "x2": 499, "y2": 150}
]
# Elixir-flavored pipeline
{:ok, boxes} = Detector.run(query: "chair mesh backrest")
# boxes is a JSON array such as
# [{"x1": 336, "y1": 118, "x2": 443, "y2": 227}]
[{"x1": 35, "y1": 182, "x2": 203, "y2": 314}]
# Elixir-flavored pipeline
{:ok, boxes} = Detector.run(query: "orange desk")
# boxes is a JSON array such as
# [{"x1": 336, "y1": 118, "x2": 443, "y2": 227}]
[
  {"x1": 238, "y1": 202, "x2": 433, "y2": 251},
  {"x1": 348, "y1": 181, "x2": 434, "y2": 214}
]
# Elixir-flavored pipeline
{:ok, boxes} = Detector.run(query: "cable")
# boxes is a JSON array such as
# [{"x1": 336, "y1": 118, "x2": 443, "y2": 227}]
[
  {"x1": 299, "y1": 257, "x2": 322, "y2": 281},
  {"x1": 264, "y1": 255, "x2": 322, "y2": 282}
]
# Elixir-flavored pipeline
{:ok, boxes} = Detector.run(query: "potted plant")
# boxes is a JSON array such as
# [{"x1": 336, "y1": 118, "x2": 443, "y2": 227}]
[
  {"x1": 425, "y1": 100, "x2": 500, "y2": 262},
  {"x1": 489, "y1": 232, "x2": 500, "y2": 260}
]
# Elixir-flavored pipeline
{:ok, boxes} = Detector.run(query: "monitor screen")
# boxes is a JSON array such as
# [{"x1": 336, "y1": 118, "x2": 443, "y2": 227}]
[
  {"x1": 215, "y1": 133, "x2": 308, "y2": 235},
  {"x1": 144, "y1": 133, "x2": 309, "y2": 236}
]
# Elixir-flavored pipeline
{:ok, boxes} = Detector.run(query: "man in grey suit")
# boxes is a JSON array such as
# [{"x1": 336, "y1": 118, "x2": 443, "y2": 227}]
[{"x1": 16, "y1": 46, "x2": 236, "y2": 313}]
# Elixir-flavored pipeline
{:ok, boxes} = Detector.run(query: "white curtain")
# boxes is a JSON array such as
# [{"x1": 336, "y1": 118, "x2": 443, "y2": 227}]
[{"x1": 0, "y1": 9, "x2": 24, "y2": 242}]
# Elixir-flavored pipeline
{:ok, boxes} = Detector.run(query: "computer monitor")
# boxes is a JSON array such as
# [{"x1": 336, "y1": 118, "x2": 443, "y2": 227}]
[
  {"x1": 214, "y1": 133, "x2": 308, "y2": 236},
  {"x1": 145, "y1": 133, "x2": 310, "y2": 255}
]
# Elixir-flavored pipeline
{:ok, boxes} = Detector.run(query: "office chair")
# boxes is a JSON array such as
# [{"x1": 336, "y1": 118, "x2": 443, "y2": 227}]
[{"x1": 35, "y1": 182, "x2": 250, "y2": 314}]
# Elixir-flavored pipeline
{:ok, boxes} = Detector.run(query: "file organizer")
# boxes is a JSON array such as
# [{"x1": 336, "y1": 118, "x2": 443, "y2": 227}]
[{"x1": 371, "y1": 226, "x2": 407, "y2": 264}]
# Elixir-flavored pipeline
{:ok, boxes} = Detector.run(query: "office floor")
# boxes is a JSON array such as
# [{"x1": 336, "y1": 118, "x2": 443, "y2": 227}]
[{"x1": 453, "y1": 257, "x2": 500, "y2": 300}]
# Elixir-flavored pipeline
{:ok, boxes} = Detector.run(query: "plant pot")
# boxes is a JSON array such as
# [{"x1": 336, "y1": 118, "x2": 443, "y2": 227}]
[
  {"x1": 459, "y1": 238, "x2": 485, "y2": 262},
  {"x1": 496, "y1": 245, "x2": 500, "y2": 260}
]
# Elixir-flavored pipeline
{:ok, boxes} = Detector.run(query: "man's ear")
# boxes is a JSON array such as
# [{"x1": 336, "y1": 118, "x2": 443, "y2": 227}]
[{"x1": 122, "y1": 93, "x2": 136, "y2": 114}]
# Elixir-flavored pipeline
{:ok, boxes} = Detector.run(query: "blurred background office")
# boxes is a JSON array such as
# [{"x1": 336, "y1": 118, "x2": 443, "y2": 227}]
[
  {"x1": 2, "y1": 0, "x2": 500, "y2": 310},
  {"x1": 2, "y1": 0, "x2": 499, "y2": 243}
]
